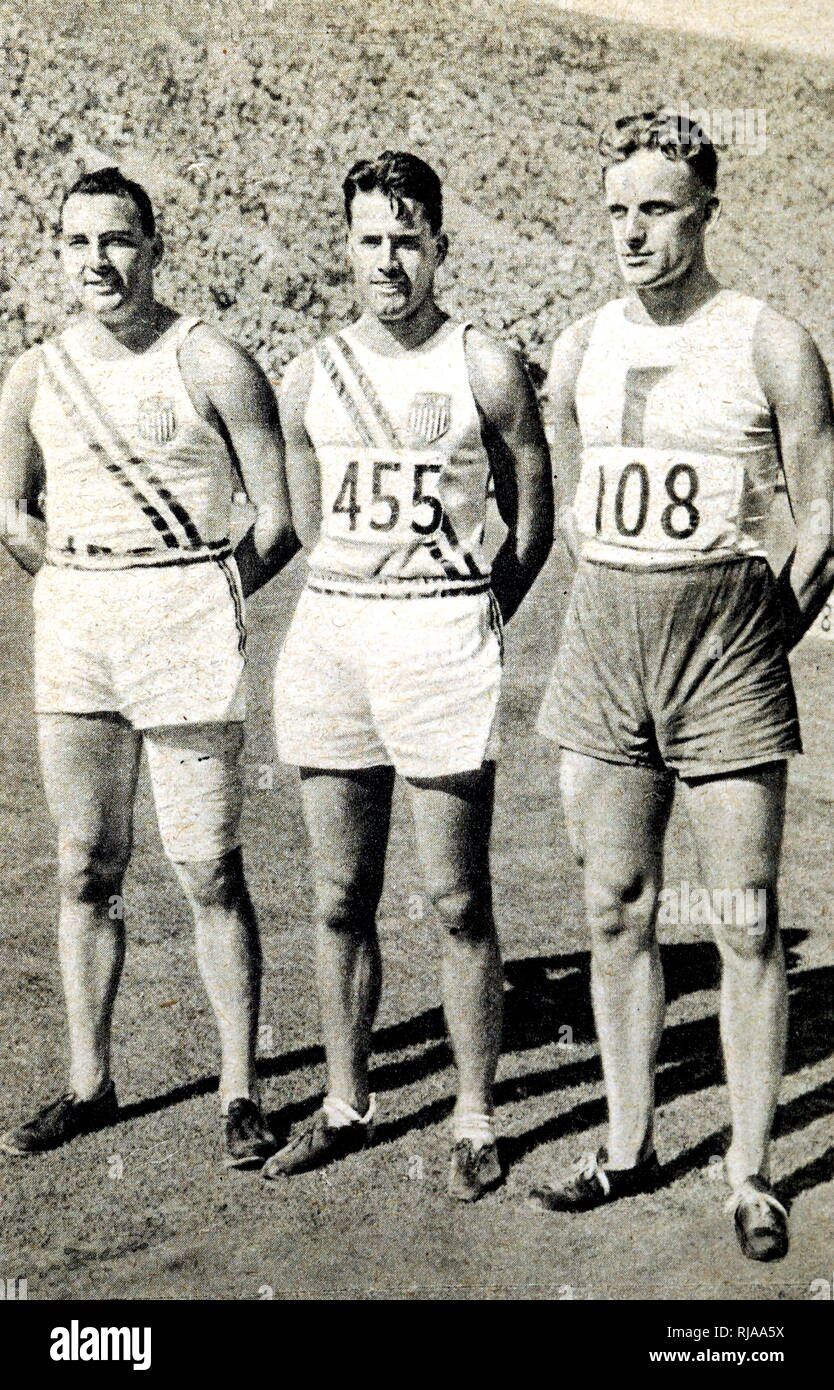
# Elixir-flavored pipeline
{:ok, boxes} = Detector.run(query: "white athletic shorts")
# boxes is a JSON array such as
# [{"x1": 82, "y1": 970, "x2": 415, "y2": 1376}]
[
  {"x1": 33, "y1": 558, "x2": 247, "y2": 862},
  {"x1": 33, "y1": 557, "x2": 246, "y2": 726},
  {"x1": 274, "y1": 586, "x2": 503, "y2": 777}
]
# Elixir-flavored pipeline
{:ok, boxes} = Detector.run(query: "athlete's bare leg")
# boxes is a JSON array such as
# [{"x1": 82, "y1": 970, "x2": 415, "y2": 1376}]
[
  {"x1": 38, "y1": 713, "x2": 142, "y2": 1101},
  {"x1": 298, "y1": 766, "x2": 394, "y2": 1115},
  {"x1": 407, "y1": 764, "x2": 502, "y2": 1122},
  {"x1": 678, "y1": 763, "x2": 787, "y2": 1189},
  {"x1": 170, "y1": 847, "x2": 263, "y2": 1113},
  {"x1": 561, "y1": 751, "x2": 674, "y2": 1168}
]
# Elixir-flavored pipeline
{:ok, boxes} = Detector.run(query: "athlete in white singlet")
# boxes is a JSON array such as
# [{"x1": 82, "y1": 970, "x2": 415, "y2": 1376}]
[
  {"x1": 266, "y1": 152, "x2": 553, "y2": 1200},
  {"x1": 0, "y1": 168, "x2": 299, "y2": 1168},
  {"x1": 304, "y1": 318, "x2": 493, "y2": 598},
  {"x1": 572, "y1": 289, "x2": 782, "y2": 574},
  {"x1": 529, "y1": 115, "x2": 834, "y2": 1262}
]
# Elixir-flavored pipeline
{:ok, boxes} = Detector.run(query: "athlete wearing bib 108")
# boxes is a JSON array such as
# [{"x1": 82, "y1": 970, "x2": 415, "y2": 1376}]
[
  {"x1": 530, "y1": 114, "x2": 834, "y2": 1260},
  {"x1": 0, "y1": 168, "x2": 299, "y2": 1170},
  {"x1": 268, "y1": 151, "x2": 553, "y2": 1201}
]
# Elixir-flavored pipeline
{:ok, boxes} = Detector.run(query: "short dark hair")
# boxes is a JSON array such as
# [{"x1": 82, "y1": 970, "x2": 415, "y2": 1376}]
[
  {"x1": 599, "y1": 111, "x2": 718, "y2": 193},
  {"x1": 61, "y1": 167, "x2": 156, "y2": 237},
  {"x1": 343, "y1": 151, "x2": 443, "y2": 234}
]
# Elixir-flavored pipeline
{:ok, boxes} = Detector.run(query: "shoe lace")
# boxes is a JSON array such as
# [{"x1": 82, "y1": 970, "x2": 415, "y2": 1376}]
[
  {"x1": 15, "y1": 1094, "x2": 76, "y2": 1136},
  {"x1": 724, "y1": 1183, "x2": 788, "y2": 1222},
  {"x1": 36, "y1": 1094, "x2": 76, "y2": 1119},
  {"x1": 573, "y1": 1151, "x2": 611, "y2": 1194},
  {"x1": 292, "y1": 1114, "x2": 325, "y2": 1150}
]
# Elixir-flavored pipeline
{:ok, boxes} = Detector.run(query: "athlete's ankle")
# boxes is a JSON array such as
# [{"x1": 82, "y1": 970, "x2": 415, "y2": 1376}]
[
  {"x1": 452, "y1": 1108, "x2": 496, "y2": 1149},
  {"x1": 69, "y1": 1073, "x2": 112, "y2": 1104},
  {"x1": 326, "y1": 1075, "x2": 371, "y2": 1118},
  {"x1": 323, "y1": 1093, "x2": 375, "y2": 1127},
  {"x1": 725, "y1": 1147, "x2": 769, "y2": 1190},
  {"x1": 606, "y1": 1129, "x2": 655, "y2": 1169}
]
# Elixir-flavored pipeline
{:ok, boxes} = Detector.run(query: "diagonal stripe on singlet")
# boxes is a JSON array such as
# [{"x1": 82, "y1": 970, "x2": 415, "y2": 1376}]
[
  {"x1": 335, "y1": 334, "x2": 407, "y2": 447},
  {"x1": 323, "y1": 332, "x2": 489, "y2": 583},
  {"x1": 319, "y1": 337, "x2": 475, "y2": 579},
  {"x1": 437, "y1": 511, "x2": 483, "y2": 577},
  {"x1": 317, "y1": 340, "x2": 469, "y2": 575},
  {"x1": 334, "y1": 333, "x2": 487, "y2": 580},
  {"x1": 316, "y1": 342, "x2": 379, "y2": 448},
  {"x1": 53, "y1": 341, "x2": 205, "y2": 548},
  {"x1": 423, "y1": 536, "x2": 469, "y2": 580},
  {"x1": 51, "y1": 341, "x2": 205, "y2": 549},
  {"x1": 40, "y1": 355, "x2": 180, "y2": 548}
]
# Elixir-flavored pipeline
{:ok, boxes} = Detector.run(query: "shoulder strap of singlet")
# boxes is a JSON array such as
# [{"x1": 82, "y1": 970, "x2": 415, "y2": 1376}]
[
  {"x1": 169, "y1": 313, "x2": 204, "y2": 350},
  {"x1": 575, "y1": 301, "x2": 634, "y2": 398},
  {"x1": 589, "y1": 298, "x2": 628, "y2": 341},
  {"x1": 458, "y1": 321, "x2": 489, "y2": 426},
  {"x1": 706, "y1": 288, "x2": 765, "y2": 335},
  {"x1": 337, "y1": 330, "x2": 408, "y2": 448},
  {"x1": 314, "y1": 333, "x2": 398, "y2": 449}
]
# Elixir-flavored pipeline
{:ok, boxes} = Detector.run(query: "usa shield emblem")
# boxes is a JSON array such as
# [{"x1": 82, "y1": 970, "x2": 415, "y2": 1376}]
[
  {"x1": 408, "y1": 392, "x2": 450, "y2": 446},
  {"x1": 137, "y1": 395, "x2": 178, "y2": 445}
]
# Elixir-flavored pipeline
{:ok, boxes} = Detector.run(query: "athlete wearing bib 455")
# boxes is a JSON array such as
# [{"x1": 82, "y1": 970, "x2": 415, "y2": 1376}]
[
  {"x1": 276, "y1": 318, "x2": 500, "y2": 776},
  {"x1": 529, "y1": 115, "x2": 834, "y2": 1263},
  {"x1": 267, "y1": 152, "x2": 553, "y2": 1201},
  {"x1": 0, "y1": 169, "x2": 299, "y2": 1169}
]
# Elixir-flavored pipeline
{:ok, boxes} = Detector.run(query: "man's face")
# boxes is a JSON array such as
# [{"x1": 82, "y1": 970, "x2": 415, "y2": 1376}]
[
  {"x1": 604, "y1": 148, "x2": 715, "y2": 290},
  {"x1": 347, "y1": 189, "x2": 445, "y2": 322},
  {"x1": 60, "y1": 193, "x2": 158, "y2": 324}
]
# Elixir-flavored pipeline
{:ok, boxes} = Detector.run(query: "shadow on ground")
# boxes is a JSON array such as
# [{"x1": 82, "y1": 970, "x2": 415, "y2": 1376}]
[{"x1": 115, "y1": 928, "x2": 833, "y2": 1204}]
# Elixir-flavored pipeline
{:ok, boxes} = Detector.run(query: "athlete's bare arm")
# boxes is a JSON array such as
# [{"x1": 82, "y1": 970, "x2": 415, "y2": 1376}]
[
  {"x1": 180, "y1": 325, "x2": 300, "y2": 597},
  {"x1": 0, "y1": 349, "x2": 47, "y2": 576},
  {"x1": 544, "y1": 314, "x2": 596, "y2": 564},
  {"x1": 753, "y1": 307, "x2": 834, "y2": 646},
  {"x1": 465, "y1": 328, "x2": 553, "y2": 622},
  {"x1": 277, "y1": 350, "x2": 321, "y2": 550}
]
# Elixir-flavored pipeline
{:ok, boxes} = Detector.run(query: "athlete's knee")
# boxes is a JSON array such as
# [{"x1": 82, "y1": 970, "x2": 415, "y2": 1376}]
[
  {"x1": 58, "y1": 838, "x2": 131, "y2": 906},
  {"x1": 428, "y1": 883, "x2": 492, "y2": 941},
  {"x1": 173, "y1": 849, "x2": 246, "y2": 913},
  {"x1": 315, "y1": 878, "x2": 375, "y2": 935},
  {"x1": 712, "y1": 883, "x2": 777, "y2": 960},
  {"x1": 585, "y1": 868, "x2": 659, "y2": 949}
]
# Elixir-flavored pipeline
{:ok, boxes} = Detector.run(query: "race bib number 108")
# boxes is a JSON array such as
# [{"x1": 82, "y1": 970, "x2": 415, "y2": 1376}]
[
  {"x1": 323, "y1": 448, "x2": 445, "y2": 544},
  {"x1": 574, "y1": 446, "x2": 745, "y2": 553}
]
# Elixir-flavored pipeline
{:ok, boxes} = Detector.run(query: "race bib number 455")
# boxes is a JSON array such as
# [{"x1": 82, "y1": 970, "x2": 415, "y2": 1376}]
[
  {"x1": 574, "y1": 446, "x2": 745, "y2": 553},
  {"x1": 323, "y1": 448, "x2": 445, "y2": 544}
]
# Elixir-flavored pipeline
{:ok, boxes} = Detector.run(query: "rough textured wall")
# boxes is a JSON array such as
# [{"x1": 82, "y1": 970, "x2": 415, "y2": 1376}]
[{"x1": 1, "y1": 0, "x2": 832, "y2": 381}]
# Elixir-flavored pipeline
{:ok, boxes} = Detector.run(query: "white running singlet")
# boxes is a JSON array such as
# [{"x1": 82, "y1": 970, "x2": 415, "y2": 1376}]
[
  {"x1": 572, "y1": 289, "x2": 781, "y2": 567},
  {"x1": 305, "y1": 319, "x2": 492, "y2": 597},
  {"x1": 30, "y1": 315, "x2": 236, "y2": 569}
]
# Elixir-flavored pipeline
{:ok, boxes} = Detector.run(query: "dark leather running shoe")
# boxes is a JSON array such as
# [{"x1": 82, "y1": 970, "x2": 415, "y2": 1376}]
[
  {"x1": 262, "y1": 1107, "x2": 373, "y2": 1178},
  {"x1": 448, "y1": 1139, "x2": 503, "y2": 1202},
  {"x1": 527, "y1": 1147, "x2": 660, "y2": 1212},
  {"x1": 725, "y1": 1176, "x2": 789, "y2": 1262},
  {"x1": 223, "y1": 1098, "x2": 278, "y2": 1170},
  {"x1": 0, "y1": 1083, "x2": 118, "y2": 1155}
]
